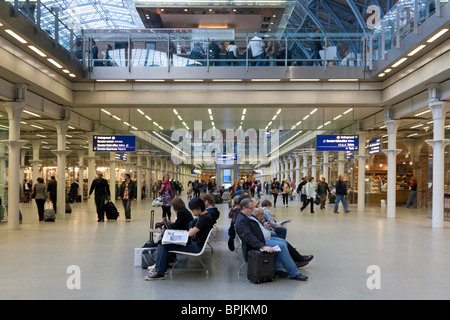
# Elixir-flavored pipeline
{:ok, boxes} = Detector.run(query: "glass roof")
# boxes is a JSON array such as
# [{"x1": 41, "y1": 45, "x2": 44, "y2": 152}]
[{"x1": 42, "y1": 0, "x2": 144, "y2": 29}]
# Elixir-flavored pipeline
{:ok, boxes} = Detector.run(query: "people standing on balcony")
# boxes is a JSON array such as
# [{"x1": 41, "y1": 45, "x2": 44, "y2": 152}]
[
  {"x1": 190, "y1": 42, "x2": 206, "y2": 66},
  {"x1": 309, "y1": 29, "x2": 323, "y2": 66},
  {"x1": 247, "y1": 33, "x2": 266, "y2": 66},
  {"x1": 266, "y1": 37, "x2": 279, "y2": 66},
  {"x1": 226, "y1": 41, "x2": 239, "y2": 66},
  {"x1": 208, "y1": 39, "x2": 221, "y2": 66}
]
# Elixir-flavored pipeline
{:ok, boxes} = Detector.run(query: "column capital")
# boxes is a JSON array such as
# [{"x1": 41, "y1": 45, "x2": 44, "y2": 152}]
[
  {"x1": 425, "y1": 139, "x2": 450, "y2": 151},
  {"x1": 0, "y1": 140, "x2": 28, "y2": 148},
  {"x1": 384, "y1": 119, "x2": 400, "y2": 134},
  {"x1": 54, "y1": 120, "x2": 70, "y2": 135},
  {"x1": 382, "y1": 149, "x2": 402, "y2": 156},
  {"x1": 52, "y1": 150, "x2": 71, "y2": 157},
  {"x1": 429, "y1": 100, "x2": 449, "y2": 119}
]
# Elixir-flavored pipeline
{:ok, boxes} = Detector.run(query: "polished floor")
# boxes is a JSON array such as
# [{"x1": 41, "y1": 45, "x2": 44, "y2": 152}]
[{"x1": 1, "y1": 193, "x2": 449, "y2": 300}]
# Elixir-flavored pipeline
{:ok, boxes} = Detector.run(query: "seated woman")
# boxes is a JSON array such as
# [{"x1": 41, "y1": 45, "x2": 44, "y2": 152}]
[
  {"x1": 167, "y1": 197, "x2": 193, "y2": 231},
  {"x1": 145, "y1": 198, "x2": 215, "y2": 281}
]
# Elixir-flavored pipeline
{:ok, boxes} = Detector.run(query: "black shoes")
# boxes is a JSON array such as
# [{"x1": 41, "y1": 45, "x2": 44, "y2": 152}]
[{"x1": 290, "y1": 273, "x2": 308, "y2": 281}]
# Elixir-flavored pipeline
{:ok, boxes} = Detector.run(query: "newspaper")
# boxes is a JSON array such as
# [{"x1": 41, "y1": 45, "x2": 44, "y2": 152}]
[{"x1": 162, "y1": 230, "x2": 189, "y2": 246}]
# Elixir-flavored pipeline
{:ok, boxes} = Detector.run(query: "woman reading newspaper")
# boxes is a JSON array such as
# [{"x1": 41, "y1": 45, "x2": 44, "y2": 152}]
[{"x1": 145, "y1": 197, "x2": 215, "y2": 281}]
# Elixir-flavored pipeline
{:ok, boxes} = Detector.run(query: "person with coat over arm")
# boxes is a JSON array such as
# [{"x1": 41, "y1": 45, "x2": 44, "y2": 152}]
[{"x1": 88, "y1": 172, "x2": 111, "y2": 222}]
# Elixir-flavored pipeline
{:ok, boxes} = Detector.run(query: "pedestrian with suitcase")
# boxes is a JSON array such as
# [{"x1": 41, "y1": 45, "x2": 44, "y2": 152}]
[
  {"x1": 118, "y1": 173, "x2": 136, "y2": 222},
  {"x1": 88, "y1": 172, "x2": 111, "y2": 222},
  {"x1": 30, "y1": 177, "x2": 48, "y2": 222}
]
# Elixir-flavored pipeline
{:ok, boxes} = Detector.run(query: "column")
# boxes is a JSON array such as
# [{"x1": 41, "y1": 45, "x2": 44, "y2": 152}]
[
  {"x1": 337, "y1": 151, "x2": 346, "y2": 178},
  {"x1": 87, "y1": 133, "x2": 98, "y2": 213},
  {"x1": 146, "y1": 156, "x2": 152, "y2": 200},
  {"x1": 53, "y1": 120, "x2": 70, "y2": 218},
  {"x1": 289, "y1": 157, "x2": 294, "y2": 180},
  {"x1": 310, "y1": 151, "x2": 317, "y2": 180},
  {"x1": 302, "y1": 152, "x2": 308, "y2": 178},
  {"x1": 1, "y1": 101, "x2": 27, "y2": 230},
  {"x1": 109, "y1": 153, "x2": 117, "y2": 204},
  {"x1": 30, "y1": 140, "x2": 42, "y2": 184},
  {"x1": 322, "y1": 151, "x2": 329, "y2": 183},
  {"x1": 355, "y1": 132, "x2": 369, "y2": 212},
  {"x1": 382, "y1": 119, "x2": 402, "y2": 218},
  {"x1": 295, "y1": 155, "x2": 301, "y2": 184},
  {"x1": 78, "y1": 153, "x2": 86, "y2": 202},
  {"x1": 426, "y1": 100, "x2": 450, "y2": 228},
  {"x1": 136, "y1": 156, "x2": 143, "y2": 202}
]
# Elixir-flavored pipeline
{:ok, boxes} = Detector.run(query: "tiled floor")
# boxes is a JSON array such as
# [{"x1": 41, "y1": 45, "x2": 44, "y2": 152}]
[{"x1": 1, "y1": 194, "x2": 449, "y2": 300}]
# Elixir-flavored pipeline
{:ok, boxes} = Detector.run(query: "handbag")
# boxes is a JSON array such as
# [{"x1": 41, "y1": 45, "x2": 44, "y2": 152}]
[
  {"x1": 314, "y1": 196, "x2": 320, "y2": 205},
  {"x1": 152, "y1": 196, "x2": 163, "y2": 207}
]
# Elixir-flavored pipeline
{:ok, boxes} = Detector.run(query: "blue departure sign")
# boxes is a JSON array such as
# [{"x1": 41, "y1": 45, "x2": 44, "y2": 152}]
[
  {"x1": 93, "y1": 135, "x2": 135, "y2": 152},
  {"x1": 368, "y1": 138, "x2": 381, "y2": 155},
  {"x1": 316, "y1": 135, "x2": 359, "y2": 151}
]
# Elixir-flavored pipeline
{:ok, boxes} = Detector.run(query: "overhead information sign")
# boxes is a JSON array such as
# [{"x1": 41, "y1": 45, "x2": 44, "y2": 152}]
[
  {"x1": 368, "y1": 138, "x2": 381, "y2": 155},
  {"x1": 93, "y1": 135, "x2": 135, "y2": 152},
  {"x1": 316, "y1": 135, "x2": 359, "y2": 151}
]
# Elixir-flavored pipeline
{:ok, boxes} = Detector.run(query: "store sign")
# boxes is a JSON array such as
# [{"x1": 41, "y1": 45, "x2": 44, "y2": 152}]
[
  {"x1": 191, "y1": 169, "x2": 202, "y2": 174},
  {"x1": 316, "y1": 135, "x2": 359, "y2": 151},
  {"x1": 93, "y1": 135, "x2": 135, "y2": 152},
  {"x1": 368, "y1": 138, "x2": 381, "y2": 155}
]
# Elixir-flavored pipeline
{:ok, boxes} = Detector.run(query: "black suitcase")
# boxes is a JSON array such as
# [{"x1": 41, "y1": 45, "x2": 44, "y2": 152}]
[
  {"x1": 247, "y1": 250, "x2": 275, "y2": 284},
  {"x1": 143, "y1": 210, "x2": 158, "y2": 248},
  {"x1": 104, "y1": 201, "x2": 119, "y2": 220}
]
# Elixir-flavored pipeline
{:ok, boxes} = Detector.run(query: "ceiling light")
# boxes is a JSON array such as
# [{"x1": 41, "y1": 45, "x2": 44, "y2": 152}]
[
  {"x1": 426, "y1": 29, "x2": 449, "y2": 43},
  {"x1": 272, "y1": 115, "x2": 278, "y2": 120},
  {"x1": 173, "y1": 79, "x2": 203, "y2": 82},
  {"x1": 69, "y1": 74, "x2": 76, "y2": 78},
  {"x1": 124, "y1": 122, "x2": 131, "y2": 126},
  {"x1": 62, "y1": 69, "x2": 70, "y2": 73},
  {"x1": 378, "y1": 73, "x2": 385, "y2": 77},
  {"x1": 384, "y1": 68, "x2": 392, "y2": 73},
  {"x1": 112, "y1": 115, "x2": 121, "y2": 121},
  {"x1": 391, "y1": 57, "x2": 407, "y2": 67},
  {"x1": 242, "y1": 109, "x2": 247, "y2": 114},
  {"x1": 36, "y1": 134, "x2": 46, "y2": 138},
  {"x1": 303, "y1": 114, "x2": 310, "y2": 120},
  {"x1": 241, "y1": 115, "x2": 245, "y2": 121},
  {"x1": 4, "y1": 29, "x2": 27, "y2": 43},
  {"x1": 178, "y1": 115, "x2": 183, "y2": 121},
  {"x1": 23, "y1": 109, "x2": 40, "y2": 117},
  {"x1": 96, "y1": 79, "x2": 126, "y2": 82},
  {"x1": 290, "y1": 79, "x2": 320, "y2": 81},
  {"x1": 329, "y1": 79, "x2": 358, "y2": 81},
  {"x1": 211, "y1": 79, "x2": 242, "y2": 82},
  {"x1": 324, "y1": 121, "x2": 331, "y2": 126},
  {"x1": 31, "y1": 124, "x2": 44, "y2": 129},
  {"x1": 407, "y1": 45, "x2": 426, "y2": 56},
  {"x1": 251, "y1": 79, "x2": 281, "y2": 82},
  {"x1": 411, "y1": 124, "x2": 423, "y2": 129},
  {"x1": 310, "y1": 108, "x2": 318, "y2": 114},
  {"x1": 343, "y1": 108, "x2": 353, "y2": 114},
  {"x1": 137, "y1": 109, "x2": 145, "y2": 115},
  {"x1": 208, "y1": 109, "x2": 212, "y2": 114},
  {"x1": 407, "y1": 133, "x2": 418, "y2": 137},
  {"x1": 276, "y1": 109, "x2": 281, "y2": 115},
  {"x1": 415, "y1": 110, "x2": 431, "y2": 116},
  {"x1": 101, "y1": 109, "x2": 111, "y2": 115},
  {"x1": 145, "y1": 115, "x2": 152, "y2": 121},
  {"x1": 173, "y1": 109, "x2": 178, "y2": 115},
  {"x1": 135, "y1": 79, "x2": 165, "y2": 82},
  {"x1": 28, "y1": 45, "x2": 46, "y2": 57},
  {"x1": 47, "y1": 58, "x2": 63, "y2": 68},
  {"x1": 334, "y1": 115, "x2": 342, "y2": 120}
]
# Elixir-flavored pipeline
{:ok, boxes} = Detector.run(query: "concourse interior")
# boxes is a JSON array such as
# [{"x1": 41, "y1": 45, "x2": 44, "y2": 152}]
[{"x1": 0, "y1": 0, "x2": 449, "y2": 300}]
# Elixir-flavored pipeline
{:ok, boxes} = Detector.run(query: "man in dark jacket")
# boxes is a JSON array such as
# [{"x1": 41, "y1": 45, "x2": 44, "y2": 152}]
[
  {"x1": 89, "y1": 172, "x2": 111, "y2": 222},
  {"x1": 317, "y1": 177, "x2": 330, "y2": 210},
  {"x1": 47, "y1": 176, "x2": 57, "y2": 212},
  {"x1": 118, "y1": 173, "x2": 136, "y2": 222},
  {"x1": 234, "y1": 198, "x2": 308, "y2": 281},
  {"x1": 334, "y1": 175, "x2": 350, "y2": 213}
]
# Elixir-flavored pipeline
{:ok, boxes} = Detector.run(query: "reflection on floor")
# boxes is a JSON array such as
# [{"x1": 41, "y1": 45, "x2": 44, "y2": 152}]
[{"x1": 1, "y1": 194, "x2": 449, "y2": 300}]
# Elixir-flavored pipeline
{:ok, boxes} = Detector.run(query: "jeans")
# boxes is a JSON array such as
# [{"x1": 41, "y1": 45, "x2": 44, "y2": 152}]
[
  {"x1": 405, "y1": 190, "x2": 417, "y2": 208},
  {"x1": 154, "y1": 240, "x2": 201, "y2": 275},
  {"x1": 254, "y1": 52, "x2": 266, "y2": 66},
  {"x1": 122, "y1": 199, "x2": 131, "y2": 219},
  {"x1": 334, "y1": 194, "x2": 349, "y2": 212},
  {"x1": 282, "y1": 193, "x2": 289, "y2": 206},
  {"x1": 266, "y1": 237, "x2": 299, "y2": 278}
]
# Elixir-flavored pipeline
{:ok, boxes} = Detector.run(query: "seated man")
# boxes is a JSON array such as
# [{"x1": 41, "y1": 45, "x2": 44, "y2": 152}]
[
  {"x1": 145, "y1": 197, "x2": 215, "y2": 281},
  {"x1": 200, "y1": 194, "x2": 220, "y2": 222},
  {"x1": 234, "y1": 198, "x2": 308, "y2": 281},
  {"x1": 254, "y1": 208, "x2": 313, "y2": 268}
]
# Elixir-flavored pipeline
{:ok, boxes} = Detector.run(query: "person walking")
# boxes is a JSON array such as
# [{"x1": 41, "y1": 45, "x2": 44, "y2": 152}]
[
  {"x1": 88, "y1": 172, "x2": 111, "y2": 222},
  {"x1": 47, "y1": 176, "x2": 57, "y2": 212},
  {"x1": 118, "y1": 173, "x2": 136, "y2": 222},
  {"x1": 300, "y1": 177, "x2": 316, "y2": 214},
  {"x1": 334, "y1": 175, "x2": 350, "y2": 213},
  {"x1": 31, "y1": 177, "x2": 48, "y2": 221},
  {"x1": 281, "y1": 180, "x2": 290, "y2": 207},
  {"x1": 270, "y1": 178, "x2": 280, "y2": 207},
  {"x1": 405, "y1": 176, "x2": 418, "y2": 209},
  {"x1": 317, "y1": 177, "x2": 330, "y2": 210},
  {"x1": 159, "y1": 174, "x2": 174, "y2": 222}
]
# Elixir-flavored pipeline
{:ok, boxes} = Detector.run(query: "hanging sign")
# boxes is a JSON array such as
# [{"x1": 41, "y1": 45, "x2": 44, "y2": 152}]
[
  {"x1": 93, "y1": 135, "x2": 135, "y2": 152},
  {"x1": 316, "y1": 135, "x2": 359, "y2": 151}
]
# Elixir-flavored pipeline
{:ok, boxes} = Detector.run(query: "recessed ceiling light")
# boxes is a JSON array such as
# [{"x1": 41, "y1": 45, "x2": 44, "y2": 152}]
[
  {"x1": 407, "y1": 44, "x2": 426, "y2": 56},
  {"x1": 97, "y1": 79, "x2": 126, "y2": 82},
  {"x1": 69, "y1": 74, "x2": 76, "y2": 77},
  {"x1": 23, "y1": 109, "x2": 41, "y2": 117},
  {"x1": 62, "y1": 69, "x2": 70, "y2": 73},
  {"x1": 47, "y1": 58, "x2": 63, "y2": 68},
  {"x1": 4, "y1": 29, "x2": 27, "y2": 43},
  {"x1": 28, "y1": 45, "x2": 46, "y2": 57},
  {"x1": 391, "y1": 57, "x2": 407, "y2": 67},
  {"x1": 426, "y1": 29, "x2": 449, "y2": 43},
  {"x1": 329, "y1": 79, "x2": 358, "y2": 81}
]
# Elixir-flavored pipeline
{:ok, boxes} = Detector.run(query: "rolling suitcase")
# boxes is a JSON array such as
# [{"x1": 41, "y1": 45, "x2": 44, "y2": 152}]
[
  {"x1": 143, "y1": 210, "x2": 158, "y2": 248},
  {"x1": 247, "y1": 250, "x2": 275, "y2": 284},
  {"x1": 104, "y1": 201, "x2": 119, "y2": 221}
]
